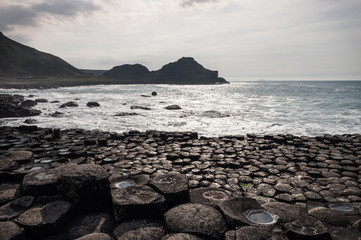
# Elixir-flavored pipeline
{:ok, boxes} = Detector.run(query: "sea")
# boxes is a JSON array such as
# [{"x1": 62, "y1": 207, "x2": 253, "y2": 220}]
[{"x1": 1, "y1": 81, "x2": 360, "y2": 137}]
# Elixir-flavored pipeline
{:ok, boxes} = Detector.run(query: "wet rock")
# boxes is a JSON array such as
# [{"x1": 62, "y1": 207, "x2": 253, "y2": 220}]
[
  {"x1": 149, "y1": 172, "x2": 189, "y2": 207},
  {"x1": 1, "y1": 151, "x2": 33, "y2": 165},
  {"x1": 50, "y1": 111, "x2": 64, "y2": 117},
  {"x1": 112, "y1": 218, "x2": 164, "y2": 240},
  {"x1": 13, "y1": 164, "x2": 49, "y2": 180},
  {"x1": 35, "y1": 98, "x2": 48, "y2": 103},
  {"x1": 284, "y1": 216, "x2": 330, "y2": 240},
  {"x1": 308, "y1": 207, "x2": 353, "y2": 227},
  {"x1": 0, "y1": 221, "x2": 26, "y2": 240},
  {"x1": 111, "y1": 185, "x2": 167, "y2": 223},
  {"x1": 161, "y1": 233, "x2": 204, "y2": 240},
  {"x1": 190, "y1": 187, "x2": 231, "y2": 207},
  {"x1": 130, "y1": 106, "x2": 151, "y2": 110},
  {"x1": 20, "y1": 100, "x2": 37, "y2": 108},
  {"x1": 15, "y1": 200, "x2": 74, "y2": 239},
  {"x1": 164, "y1": 203, "x2": 227, "y2": 240},
  {"x1": 57, "y1": 164, "x2": 110, "y2": 212},
  {"x1": 0, "y1": 94, "x2": 41, "y2": 118},
  {"x1": 109, "y1": 174, "x2": 149, "y2": 189},
  {"x1": 59, "y1": 102, "x2": 78, "y2": 108},
  {"x1": 0, "y1": 183, "x2": 21, "y2": 205},
  {"x1": 262, "y1": 202, "x2": 303, "y2": 223},
  {"x1": 152, "y1": 92, "x2": 157, "y2": 96},
  {"x1": 62, "y1": 212, "x2": 115, "y2": 240},
  {"x1": 24, "y1": 118, "x2": 37, "y2": 124},
  {"x1": 86, "y1": 102, "x2": 100, "y2": 107},
  {"x1": 0, "y1": 196, "x2": 34, "y2": 221},
  {"x1": 22, "y1": 169, "x2": 61, "y2": 196},
  {"x1": 74, "y1": 233, "x2": 113, "y2": 240},
  {"x1": 114, "y1": 112, "x2": 139, "y2": 117},
  {"x1": 165, "y1": 105, "x2": 181, "y2": 110}
]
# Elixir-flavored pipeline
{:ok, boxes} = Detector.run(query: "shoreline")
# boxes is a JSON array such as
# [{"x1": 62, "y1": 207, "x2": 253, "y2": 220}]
[{"x1": 1, "y1": 125, "x2": 360, "y2": 239}]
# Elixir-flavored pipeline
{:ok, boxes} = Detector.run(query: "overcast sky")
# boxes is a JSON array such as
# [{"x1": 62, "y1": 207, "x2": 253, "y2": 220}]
[{"x1": 1, "y1": 0, "x2": 361, "y2": 81}]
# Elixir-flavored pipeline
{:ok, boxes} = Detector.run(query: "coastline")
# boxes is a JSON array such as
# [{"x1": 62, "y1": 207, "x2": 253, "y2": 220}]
[{"x1": 1, "y1": 125, "x2": 360, "y2": 239}]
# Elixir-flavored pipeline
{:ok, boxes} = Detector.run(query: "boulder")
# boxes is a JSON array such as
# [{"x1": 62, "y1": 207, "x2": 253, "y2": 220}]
[
  {"x1": 112, "y1": 219, "x2": 164, "y2": 240},
  {"x1": 59, "y1": 102, "x2": 78, "y2": 108},
  {"x1": 152, "y1": 92, "x2": 157, "y2": 96},
  {"x1": 61, "y1": 212, "x2": 115, "y2": 240},
  {"x1": 35, "y1": 98, "x2": 48, "y2": 103},
  {"x1": 0, "y1": 94, "x2": 41, "y2": 118},
  {"x1": 57, "y1": 164, "x2": 110, "y2": 212},
  {"x1": 24, "y1": 118, "x2": 37, "y2": 124},
  {"x1": 20, "y1": 100, "x2": 37, "y2": 108},
  {"x1": 149, "y1": 173, "x2": 189, "y2": 207},
  {"x1": 0, "y1": 221, "x2": 26, "y2": 240},
  {"x1": 165, "y1": 105, "x2": 181, "y2": 110},
  {"x1": 22, "y1": 169, "x2": 62, "y2": 196},
  {"x1": 130, "y1": 106, "x2": 151, "y2": 110},
  {"x1": 111, "y1": 185, "x2": 167, "y2": 223},
  {"x1": 86, "y1": 102, "x2": 100, "y2": 107},
  {"x1": 164, "y1": 203, "x2": 227, "y2": 240},
  {"x1": 15, "y1": 200, "x2": 74, "y2": 239}
]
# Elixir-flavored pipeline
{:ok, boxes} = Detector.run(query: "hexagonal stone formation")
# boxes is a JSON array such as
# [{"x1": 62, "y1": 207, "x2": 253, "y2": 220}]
[
  {"x1": 112, "y1": 219, "x2": 165, "y2": 240},
  {"x1": 0, "y1": 221, "x2": 26, "y2": 240},
  {"x1": 261, "y1": 202, "x2": 304, "y2": 223},
  {"x1": 15, "y1": 200, "x2": 74, "y2": 239},
  {"x1": 61, "y1": 212, "x2": 115, "y2": 240},
  {"x1": 331, "y1": 227, "x2": 361, "y2": 240},
  {"x1": 0, "y1": 151, "x2": 33, "y2": 165},
  {"x1": 109, "y1": 174, "x2": 149, "y2": 190},
  {"x1": 161, "y1": 233, "x2": 204, "y2": 240},
  {"x1": 22, "y1": 169, "x2": 62, "y2": 196},
  {"x1": 225, "y1": 226, "x2": 275, "y2": 240},
  {"x1": 111, "y1": 185, "x2": 167, "y2": 223},
  {"x1": 219, "y1": 198, "x2": 278, "y2": 228},
  {"x1": 57, "y1": 164, "x2": 111, "y2": 212},
  {"x1": 13, "y1": 164, "x2": 49, "y2": 180},
  {"x1": 0, "y1": 196, "x2": 34, "y2": 221},
  {"x1": 149, "y1": 173, "x2": 189, "y2": 207},
  {"x1": 284, "y1": 216, "x2": 330, "y2": 240},
  {"x1": 0, "y1": 183, "x2": 21, "y2": 205},
  {"x1": 164, "y1": 203, "x2": 227, "y2": 240},
  {"x1": 308, "y1": 207, "x2": 355, "y2": 227},
  {"x1": 190, "y1": 187, "x2": 232, "y2": 207}
]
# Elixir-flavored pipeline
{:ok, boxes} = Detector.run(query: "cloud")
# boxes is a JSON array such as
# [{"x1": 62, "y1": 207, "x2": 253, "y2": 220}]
[
  {"x1": 180, "y1": 0, "x2": 221, "y2": 7},
  {"x1": 0, "y1": 0, "x2": 100, "y2": 31}
]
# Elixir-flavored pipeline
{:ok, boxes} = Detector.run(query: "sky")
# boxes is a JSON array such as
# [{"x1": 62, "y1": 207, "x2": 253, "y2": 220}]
[{"x1": 1, "y1": 0, "x2": 361, "y2": 81}]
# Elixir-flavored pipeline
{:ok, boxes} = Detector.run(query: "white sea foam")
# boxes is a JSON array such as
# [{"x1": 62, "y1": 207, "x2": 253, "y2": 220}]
[{"x1": 1, "y1": 81, "x2": 360, "y2": 137}]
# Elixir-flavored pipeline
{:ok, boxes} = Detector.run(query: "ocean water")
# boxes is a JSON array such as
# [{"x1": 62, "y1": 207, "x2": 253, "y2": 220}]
[{"x1": 1, "y1": 81, "x2": 360, "y2": 137}]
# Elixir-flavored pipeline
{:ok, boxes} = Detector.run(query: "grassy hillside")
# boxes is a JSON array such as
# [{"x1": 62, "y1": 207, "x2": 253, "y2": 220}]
[{"x1": 0, "y1": 32, "x2": 84, "y2": 77}]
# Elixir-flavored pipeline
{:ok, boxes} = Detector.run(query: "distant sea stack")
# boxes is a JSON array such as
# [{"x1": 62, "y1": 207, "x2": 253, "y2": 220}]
[
  {"x1": 103, "y1": 57, "x2": 229, "y2": 85},
  {"x1": 0, "y1": 32, "x2": 84, "y2": 77}
]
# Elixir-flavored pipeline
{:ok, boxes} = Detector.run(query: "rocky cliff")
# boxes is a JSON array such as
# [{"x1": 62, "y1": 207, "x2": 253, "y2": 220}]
[{"x1": 103, "y1": 57, "x2": 229, "y2": 84}]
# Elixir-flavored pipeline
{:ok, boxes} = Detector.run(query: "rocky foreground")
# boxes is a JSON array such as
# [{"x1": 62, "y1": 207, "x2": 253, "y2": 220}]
[{"x1": 0, "y1": 126, "x2": 360, "y2": 240}]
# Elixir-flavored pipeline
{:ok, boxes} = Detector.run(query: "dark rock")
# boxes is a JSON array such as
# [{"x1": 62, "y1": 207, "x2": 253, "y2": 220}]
[
  {"x1": 86, "y1": 102, "x2": 100, "y2": 107},
  {"x1": 331, "y1": 227, "x2": 361, "y2": 240},
  {"x1": 141, "y1": 95, "x2": 151, "y2": 97},
  {"x1": 57, "y1": 164, "x2": 110, "y2": 212},
  {"x1": 164, "y1": 203, "x2": 227, "y2": 240},
  {"x1": 0, "y1": 196, "x2": 35, "y2": 221},
  {"x1": 1, "y1": 151, "x2": 33, "y2": 165},
  {"x1": 74, "y1": 233, "x2": 113, "y2": 240},
  {"x1": 24, "y1": 118, "x2": 37, "y2": 124},
  {"x1": 149, "y1": 173, "x2": 189, "y2": 207},
  {"x1": 224, "y1": 226, "x2": 274, "y2": 240},
  {"x1": 111, "y1": 185, "x2": 167, "y2": 223},
  {"x1": 308, "y1": 207, "x2": 353, "y2": 227},
  {"x1": 152, "y1": 92, "x2": 157, "y2": 96},
  {"x1": 13, "y1": 164, "x2": 49, "y2": 179},
  {"x1": 109, "y1": 174, "x2": 149, "y2": 189},
  {"x1": 50, "y1": 111, "x2": 64, "y2": 117},
  {"x1": 15, "y1": 200, "x2": 74, "y2": 238},
  {"x1": 59, "y1": 102, "x2": 78, "y2": 108},
  {"x1": 61, "y1": 212, "x2": 115, "y2": 240},
  {"x1": 161, "y1": 233, "x2": 204, "y2": 240},
  {"x1": 35, "y1": 98, "x2": 48, "y2": 103},
  {"x1": 0, "y1": 221, "x2": 26, "y2": 240},
  {"x1": 22, "y1": 169, "x2": 61, "y2": 196},
  {"x1": 84, "y1": 139, "x2": 97, "y2": 146},
  {"x1": 165, "y1": 105, "x2": 182, "y2": 110},
  {"x1": 103, "y1": 64, "x2": 151, "y2": 82},
  {"x1": 284, "y1": 216, "x2": 330, "y2": 240},
  {"x1": 0, "y1": 183, "x2": 21, "y2": 205},
  {"x1": 112, "y1": 219, "x2": 164, "y2": 240},
  {"x1": 130, "y1": 106, "x2": 151, "y2": 110},
  {"x1": 190, "y1": 187, "x2": 231, "y2": 207},
  {"x1": 20, "y1": 100, "x2": 37, "y2": 108},
  {"x1": 18, "y1": 125, "x2": 38, "y2": 132},
  {"x1": 114, "y1": 112, "x2": 139, "y2": 117},
  {"x1": 0, "y1": 94, "x2": 41, "y2": 118}
]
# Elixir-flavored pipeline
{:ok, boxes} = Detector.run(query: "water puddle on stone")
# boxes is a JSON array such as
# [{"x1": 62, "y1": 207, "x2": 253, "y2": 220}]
[
  {"x1": 244, "y1": 210, "x2": 278, "y2": 225},
  {"x1": 115, "y1": 181, "x2": 134, "y2": 188},
  {"x1": 329, "y1": 203, "x2": 355, "y2": 212},
  {"x1": 23, "y1": 166, "x2": 43, "y2": 171}
]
